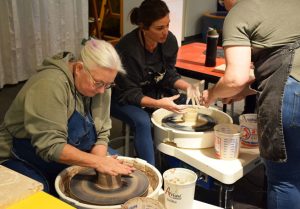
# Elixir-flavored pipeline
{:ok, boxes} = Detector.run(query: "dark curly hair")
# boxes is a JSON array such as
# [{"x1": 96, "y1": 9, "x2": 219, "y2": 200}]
[{"x1": 130, "y1": 0, "x2": 170, "y2": 29}]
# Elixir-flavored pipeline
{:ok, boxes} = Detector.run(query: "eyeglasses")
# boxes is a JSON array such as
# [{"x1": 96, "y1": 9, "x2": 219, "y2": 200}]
[{"x1": 85, "y1": 67, "x2": 115, "y2": 89}]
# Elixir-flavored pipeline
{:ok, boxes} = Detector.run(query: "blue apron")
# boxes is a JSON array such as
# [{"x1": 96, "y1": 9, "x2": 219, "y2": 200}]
[{"x1": 3, "y1": 93, "x2": 97, "y2": 195}]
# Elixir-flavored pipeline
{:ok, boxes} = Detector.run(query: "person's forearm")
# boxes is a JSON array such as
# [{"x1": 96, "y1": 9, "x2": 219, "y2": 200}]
[
  {"x1": 59, "y1": 144, "x2": 135, "y2": 176},
  {"x1": 91, "y1": 144, "x2": 108, "y2": 157},
  {"x1": 140, "y1": 96, "x2": 160, "y2": 108},
  {"x1": 59, "y1": 144, "x2": 100, "y2": 169},
  {"x1": 173, "y1": 79, "x2": 191, "y2": 91},
  {"x1": 210, "y1": 69, "x2": 255, "y2": 100},
  {"x1": 211, "y1": 45, "x2": 252, "y2": 99},
  {"x1": 210, "y1": 76, "x2": 246, "y2": 100}
]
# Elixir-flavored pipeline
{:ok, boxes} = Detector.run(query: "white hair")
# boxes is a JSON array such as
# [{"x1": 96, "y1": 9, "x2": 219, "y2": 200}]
[{"x1": 80, "y1": 38, "x2": 125, "y2": 74}]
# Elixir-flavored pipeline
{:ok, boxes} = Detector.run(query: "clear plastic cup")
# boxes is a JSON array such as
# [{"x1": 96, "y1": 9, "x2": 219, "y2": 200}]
[{"x1": 214, "y1": 123, "x2": 240, "y2": 160}]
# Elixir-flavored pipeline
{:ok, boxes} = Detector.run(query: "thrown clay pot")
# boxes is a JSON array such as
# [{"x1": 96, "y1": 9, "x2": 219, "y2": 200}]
[{"x1": 183, "y1": 107, "x2": 199, "y2": 123}]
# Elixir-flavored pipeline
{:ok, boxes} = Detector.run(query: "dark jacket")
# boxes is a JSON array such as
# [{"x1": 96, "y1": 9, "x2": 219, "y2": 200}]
[{"x1": 113, "y1": 28, "x2": 181, "y2": 106}]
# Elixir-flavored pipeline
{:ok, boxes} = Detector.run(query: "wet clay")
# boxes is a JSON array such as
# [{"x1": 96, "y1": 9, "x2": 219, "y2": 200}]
[
  {"x1": 69, "y1": 169, "x2": 149, "y2": 205},
  {"x1": 59, "y1": 159, "x2": 159, "y2": 205},
  {"x1": 162, "y1": 107, "x2": 216, "y2": 132}
]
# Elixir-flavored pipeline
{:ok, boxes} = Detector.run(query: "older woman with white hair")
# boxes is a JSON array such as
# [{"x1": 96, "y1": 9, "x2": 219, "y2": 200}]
[{"x1": 0, "y1": 38, "x2": 134, "y2": 195}]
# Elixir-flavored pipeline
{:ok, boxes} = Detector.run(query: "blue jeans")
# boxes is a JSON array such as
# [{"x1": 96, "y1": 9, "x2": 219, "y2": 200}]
[
  {"x1": 110, "y1": 101, "x2": 155, "y2": 165},
  {"x1": 263, "y1": 76, "x2": 300, "y2": 209}
]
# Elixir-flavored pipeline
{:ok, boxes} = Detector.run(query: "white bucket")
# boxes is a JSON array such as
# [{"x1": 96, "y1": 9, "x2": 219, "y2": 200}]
[
  {"x1": 163, "y1": 168, "x2": 197, "y2": 209},
  {"x1": 239, "y1": 114, "x2": 258, "y2": 148},
  {"x1": 214, "y1": 123, "x2": 240, "y2": 160}
]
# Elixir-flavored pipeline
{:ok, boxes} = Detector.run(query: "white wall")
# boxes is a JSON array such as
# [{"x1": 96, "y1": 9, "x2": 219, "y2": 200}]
[
  {"x1": 165, "y1": 0, "x2": 184, "y2": 46},
  {"x1": 123, "y1": 0, "x2": 216, "y2": 41},
  {"x1": 123, "y1": 0, "x2": 140, "y2": 35},
  {"x1": 183, "y1": 0, "x2": 216, "y2": 38}
]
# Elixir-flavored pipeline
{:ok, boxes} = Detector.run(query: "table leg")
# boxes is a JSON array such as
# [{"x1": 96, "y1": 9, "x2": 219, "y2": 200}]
[
  {"x1": 230, "y1": 103, "x2": 235, "y2": 117},
  {"x1": 223, "y1": 103, "x2": 235, "y2": 117},
  {"x1": 218, "y1": 183, "x2": 234, "y2": 209},
  {"x1": 222, "y1": 104, "x2": 227, "y2": 113},
  {"x1": 204, "y1": 80, "x2": 209, "y2": 89}
]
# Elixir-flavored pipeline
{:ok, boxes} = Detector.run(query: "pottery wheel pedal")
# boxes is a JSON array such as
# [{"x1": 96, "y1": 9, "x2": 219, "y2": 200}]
[{"x1": 69, "y1": 169, "x2": 149, "y2": 205}]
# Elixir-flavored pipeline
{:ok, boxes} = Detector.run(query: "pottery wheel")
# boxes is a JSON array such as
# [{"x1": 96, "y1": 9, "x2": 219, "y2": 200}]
[
  {"x1": 162, "y1": 113, "x2": 216, "y2": 132},
  {"x1": 69, "y1": 169, "x2": 149, "y2": 205}
]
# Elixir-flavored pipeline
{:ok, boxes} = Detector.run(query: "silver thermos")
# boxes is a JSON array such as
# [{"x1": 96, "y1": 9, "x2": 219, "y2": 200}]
[{"x1": 205, "y1": 28, "x2": 219, "y2": 67}]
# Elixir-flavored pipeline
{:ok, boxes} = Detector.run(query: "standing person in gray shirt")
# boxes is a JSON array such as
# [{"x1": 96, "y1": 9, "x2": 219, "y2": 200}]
[{"x1": 202, "y1": 0, "x2": 300, "y2": 208}]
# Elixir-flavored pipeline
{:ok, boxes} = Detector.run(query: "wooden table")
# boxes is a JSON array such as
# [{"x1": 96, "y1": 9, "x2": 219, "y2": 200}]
[{"x1": 176, "y1": 42, "x2": 225, "y2": 89}]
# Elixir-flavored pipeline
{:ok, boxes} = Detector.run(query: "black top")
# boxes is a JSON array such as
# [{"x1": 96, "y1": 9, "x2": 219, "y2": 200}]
[{"x1": 113, "y1": 28, "x2": 181, "y2": 106}]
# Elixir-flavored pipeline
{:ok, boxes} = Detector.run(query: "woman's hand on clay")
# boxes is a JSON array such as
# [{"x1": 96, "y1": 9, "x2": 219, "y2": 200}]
[
  {"x1": 201, "y1": 88, "x2": 218, "y2": 107},
  {"x1": 186, "y1": 81, "x2": 204, "y2": 106},
  {"x1": 95, "y1": 155, "x2": 135, "y2": 176}
]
